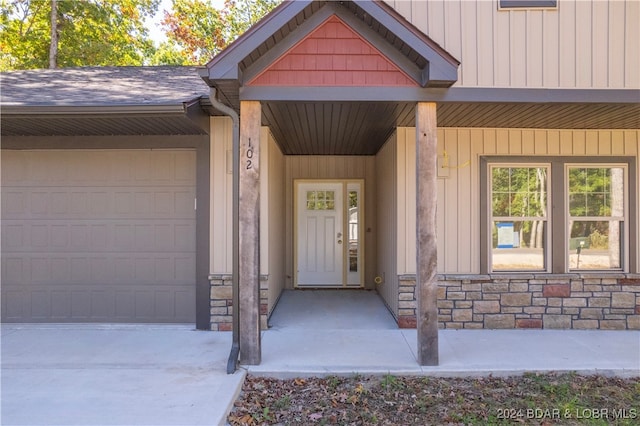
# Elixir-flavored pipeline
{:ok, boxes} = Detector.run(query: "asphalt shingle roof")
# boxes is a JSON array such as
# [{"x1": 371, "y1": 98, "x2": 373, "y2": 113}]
[{"x1": 1, "y1": 66, "x2": 210, "y2": 107}]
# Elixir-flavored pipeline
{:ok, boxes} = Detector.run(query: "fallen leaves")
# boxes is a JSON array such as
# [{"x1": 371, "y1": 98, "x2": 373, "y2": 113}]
[{"x1": 228, "y1": 373, "x2": 640, "y2": 425}]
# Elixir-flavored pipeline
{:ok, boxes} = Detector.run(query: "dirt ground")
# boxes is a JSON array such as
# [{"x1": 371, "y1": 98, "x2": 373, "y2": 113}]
[{"x1": 228, "y1": 373, "x2": 639, "y2": 425}]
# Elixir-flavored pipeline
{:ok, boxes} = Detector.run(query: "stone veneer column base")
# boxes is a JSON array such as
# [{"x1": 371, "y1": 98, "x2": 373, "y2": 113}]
[
  {"x1": 397, "y1": 274, "x2": 640, "y2": 330},
  {"x1": 209, "y1": 274, "x2": 268, "y2": 331}
]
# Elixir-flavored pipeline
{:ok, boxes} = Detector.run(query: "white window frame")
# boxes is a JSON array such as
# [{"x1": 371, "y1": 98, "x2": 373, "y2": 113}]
[
  {"x1": 488, "y1": 163, "x2": 551, "y2": 273},
  {"x1": 565, "y1": 164, "x2": 629, "y2": 272}
]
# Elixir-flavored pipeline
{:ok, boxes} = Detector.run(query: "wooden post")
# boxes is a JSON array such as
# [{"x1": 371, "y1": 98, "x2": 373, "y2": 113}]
[
  {"x1": 415, "y1": 102, "x2": 439, "y2": 366},
  {"x1": 239, "y1": 100, "x2": 261, "y2": 365}
]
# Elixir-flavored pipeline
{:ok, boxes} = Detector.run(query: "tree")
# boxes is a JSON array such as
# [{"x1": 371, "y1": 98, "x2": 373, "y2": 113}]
[
  {"x1": 160, "y1": 0, "x2": 226, "y2": 65},
  {"x1": 161, "y1": 0, "x2": 280, "y2": 65},
  {"x1": 48, "y1": 0, "x2": 57, "y2": 68},
  {"x1": 1, "y1": 0, "x2": 159, "y2": 70}
]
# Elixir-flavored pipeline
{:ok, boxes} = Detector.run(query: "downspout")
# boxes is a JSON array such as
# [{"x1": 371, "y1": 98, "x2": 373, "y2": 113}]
[{"x1": 208, "y1": 88, "x2": 240, "y2": 374}]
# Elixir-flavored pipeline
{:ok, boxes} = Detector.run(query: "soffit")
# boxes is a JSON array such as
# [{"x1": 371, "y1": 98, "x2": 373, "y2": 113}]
[
  {"x1": 262, "y1": 101, "x2": 640, "y2": 156},
  {"x1": 1, "y1": 113, "x2": 208, "y2": 137}
]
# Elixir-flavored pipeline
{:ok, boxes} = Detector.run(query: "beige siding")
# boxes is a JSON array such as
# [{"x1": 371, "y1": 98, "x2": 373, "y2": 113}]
[
  {"x1": 397, "y1": 128, "x2": 640, "y2": 274},
  {"x1": 285, "y1": 156, "x2": 377, "y2": 289},
  {"x1": 385, "y1": 0, "x2": 640, "y2": 88},
  {"x1": 260, "y1": 129, "x2": 286, "y2": 313},
  {"x1": 396, "y1": 127, "x2": 416, "y2": 274},
  {"x1": 210, "y1": 117, "x2": 233, "y2": 274},
  {"x1": 375, "y1": 132, "x2": 399, "y2": 316}
]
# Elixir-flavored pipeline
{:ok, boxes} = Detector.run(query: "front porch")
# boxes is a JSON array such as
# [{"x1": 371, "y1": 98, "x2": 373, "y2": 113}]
[
  {"x1": 234, "y1": 289, "x2": 639, "y2": 377},
  {"x1": 200, "y1": 0, "x2": 639, "y2": 370}
]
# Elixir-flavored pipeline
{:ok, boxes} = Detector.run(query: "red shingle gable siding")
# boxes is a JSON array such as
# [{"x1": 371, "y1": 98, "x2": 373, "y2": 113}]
[{"x1": 248, "y1": 15, "x2": 418, "y2": 87}]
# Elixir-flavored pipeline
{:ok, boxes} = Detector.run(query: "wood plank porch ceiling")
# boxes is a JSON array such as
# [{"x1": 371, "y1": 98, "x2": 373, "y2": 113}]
[{"x1": 257, "y1": 101, "x2": 640, "y2": 156}]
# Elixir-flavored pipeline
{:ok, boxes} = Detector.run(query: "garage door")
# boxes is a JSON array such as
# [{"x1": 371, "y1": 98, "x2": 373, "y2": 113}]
[{"x1": 1, "y1": 149, "x2": 196, "y2": 323}]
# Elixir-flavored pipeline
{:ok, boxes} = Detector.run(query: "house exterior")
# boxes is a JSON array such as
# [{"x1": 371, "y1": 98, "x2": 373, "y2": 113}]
[{"x1": 2, "y1": 0, "x2": 639, "y2": 365}]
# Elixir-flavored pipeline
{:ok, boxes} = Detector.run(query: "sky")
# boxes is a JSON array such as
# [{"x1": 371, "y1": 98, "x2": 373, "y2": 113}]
[{"x1": 145, "y1": 0, "x2": 226, "y2": 46}]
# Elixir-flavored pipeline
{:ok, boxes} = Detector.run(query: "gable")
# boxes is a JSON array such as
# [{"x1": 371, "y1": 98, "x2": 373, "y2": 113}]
[
  {"x1": 248, "y1": 15, "x2": 417, "y2": 87},
  {"x1": 200, "y1": 0, "x2": 459, "y2": 95}
]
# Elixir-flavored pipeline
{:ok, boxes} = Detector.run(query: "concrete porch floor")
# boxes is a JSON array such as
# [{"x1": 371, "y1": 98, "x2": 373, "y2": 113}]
[
  {"x1": 248, "y1": 289, "x2": 640, "y2": 378},
  {"x1": 1, "y1": 291, "x2": 637, "y2": 425}
]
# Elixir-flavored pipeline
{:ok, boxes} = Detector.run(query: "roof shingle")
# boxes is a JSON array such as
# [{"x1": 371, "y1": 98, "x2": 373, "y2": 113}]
[{"x1": 0, "y1": 66, "x2": 209, "y2": 107}]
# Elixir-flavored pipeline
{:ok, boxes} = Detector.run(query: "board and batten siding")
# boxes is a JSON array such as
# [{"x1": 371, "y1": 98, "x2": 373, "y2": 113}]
[
  {"x1": 210, "y1": 119, "x2": 286, "y2": 281},
  {"x1": 284, "y1": 156, "x2": 377, "y2": 289},
  {"x1": 260, "y1": 128, "x2": 286, "y2": 313},
  {"x1": 210, "y1": 117, "x2": 233, "y2": 274},
  {"x1": 385, "y1": 0, "x2": 639, "y2": 89},
  {"x1": 375, "y1": 132, "x2": 399, "y2": 316},
  {"x1": 396, "y1": 128, "x2": 640, "y2": 275}
]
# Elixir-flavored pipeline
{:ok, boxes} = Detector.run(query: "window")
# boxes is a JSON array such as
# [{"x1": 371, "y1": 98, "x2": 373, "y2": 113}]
[
  {"x1": 348, "y1": 190, "x2": 359, "y2": 272},
  {"x1": 306, "y1": 190, "x2": 335, "y2": 210},
  {"x1": 499, "y1": 0, "x2": 557, "y2": 9},
  {"x1": 567, "y1": 165, "x2": 626, "y2": 271},
  {"x1": 483, "y1": 158, "x2": 634, "y2": 274},
  {"x1": 490, "y1": 165, "x2": 549, "y2": 271}
]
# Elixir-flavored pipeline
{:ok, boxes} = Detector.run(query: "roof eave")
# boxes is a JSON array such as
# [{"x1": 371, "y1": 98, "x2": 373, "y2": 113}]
[{"x1": 1, "y1": 103, "x2": 191, "y2": 116}]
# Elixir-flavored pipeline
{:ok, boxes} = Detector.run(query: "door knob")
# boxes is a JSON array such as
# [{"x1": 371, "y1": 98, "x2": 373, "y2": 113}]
[{"x1": 338, "y1": 240, "x2": 343, "y2": 244}]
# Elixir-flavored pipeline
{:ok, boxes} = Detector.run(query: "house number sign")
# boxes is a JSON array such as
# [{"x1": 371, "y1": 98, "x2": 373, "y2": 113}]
[{"x1": 246, "y1": 137, "x2": 254, "y2": 170}]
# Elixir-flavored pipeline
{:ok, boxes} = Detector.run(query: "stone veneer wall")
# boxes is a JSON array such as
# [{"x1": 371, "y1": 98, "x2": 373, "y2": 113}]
[
  {"x1": 397, "y1": 274, "x2": 640, "y2": 330},
  {"x1": 209, "y1": 274, "x2": 268, "y2": 331}
]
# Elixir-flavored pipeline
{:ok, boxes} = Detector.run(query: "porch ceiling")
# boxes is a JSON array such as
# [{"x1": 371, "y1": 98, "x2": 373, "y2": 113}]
[
  {"x1": 262, "y1": 101, "x2": 414, "y2": 155},
  {"x1": 255, "y1": 101, "x2": 640, "y2": 156}
]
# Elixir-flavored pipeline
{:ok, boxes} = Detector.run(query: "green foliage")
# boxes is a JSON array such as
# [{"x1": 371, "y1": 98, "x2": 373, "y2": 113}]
[
  {"x1": 589, "y1": 229, "x2": 609, "y2": 249},
  {"x1": 222, "y1": 0, "x2": 279, "y2": 42},
  {"x1": 569, "y1": 167, "x2": 614, "y2": 217},
  {"x1": 381, "y1": 374, "x2": 404, "y2": 390},
  {"x1": 161, "y1": 0, "x2": 280, "y2": 65},
  {"x1": 160, "y1": 0, "x2": 225, "y2": 64},
  {"x1": 147, "y1": 40, "x2": 189, "y2": 65},
  {"x1": 1, "y1": 0, "x2": 159, "y2": 70},
  {"x1": 492, "y1": 167, "x2": 547, "y2": 218},
  {"x1": 0, "y1": 0, "x2": 281, "y2": 70}
]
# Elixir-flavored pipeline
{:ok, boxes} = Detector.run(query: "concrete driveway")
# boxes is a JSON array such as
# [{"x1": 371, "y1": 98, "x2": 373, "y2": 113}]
[{"x1": 1, "y1": 324, "x2": 244, "y2": 426}]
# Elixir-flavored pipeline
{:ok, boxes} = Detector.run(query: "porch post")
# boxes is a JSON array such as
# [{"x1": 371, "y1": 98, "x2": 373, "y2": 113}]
[
  {"x1": 239, "y1": 100, "x2": 261, "y2": 365},
  {"x1": 415, "y1": 102, "x2": 439, "y2": 366}
]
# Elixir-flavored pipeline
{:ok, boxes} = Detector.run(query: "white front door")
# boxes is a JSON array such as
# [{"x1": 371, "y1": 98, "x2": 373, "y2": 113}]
[{"x1": 295, "y1": 181, "x2": 363, "y2": 287}]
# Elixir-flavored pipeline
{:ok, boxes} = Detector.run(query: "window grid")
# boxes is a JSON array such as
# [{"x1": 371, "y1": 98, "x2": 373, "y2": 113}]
[
  {"x1": 566, "y1": 165, "x2": 627, "y2": 271},
  {"x1": 489, "y1": 165, "x2": 550, "y2": 272}
]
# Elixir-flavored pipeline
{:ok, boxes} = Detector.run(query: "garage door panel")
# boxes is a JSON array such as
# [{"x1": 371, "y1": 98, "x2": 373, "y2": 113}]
[
  {"x1": 51, "y1": 291, "x2": 70, "y2": 318},
  {"x1": 2, "y1": 225, "x2": 24, "y2": 249},
  {"x1": 31, "y1": 291, "x2": 50, "y2": 319},
  {"x1": 175, "y1": 257, "x2": 196, "y2": 281},
  {"x1": 2, "y1": 191, "x2": 24, "y2": 214},
  {"x1": 91, "y1": 291, "x2": 115, "y2": 319},
  {"x1": 2, "y1": 290, "x2": 25, "y2": 320},
  {"x1": 2, "y1": 221, "x2": 194, "y2": 253},
  {"x1": 5, "y1": 254, "x2": 194, "y2": 285},
  {"x1": 1, "y1": 149, "x2": 196, "y2": 323},
  {"x1": 1, "y1": 284, "x2": 195, "y2": 322},
  {"x1": 2, "y1": 257, "x2": 24, "y2": 282},
  {"x1": 2, "y1": 188, "x2": 195, "y2": 220}
]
